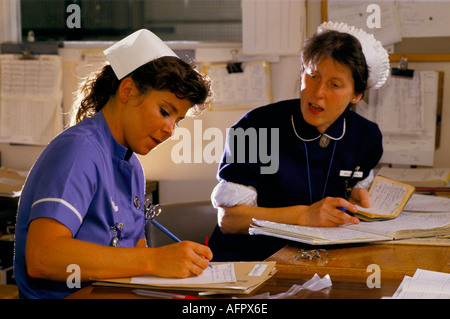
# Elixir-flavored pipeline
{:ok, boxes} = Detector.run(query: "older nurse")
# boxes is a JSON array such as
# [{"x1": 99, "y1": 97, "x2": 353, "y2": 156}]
[{"x1": 209, "y1": 22, "x2": 390, "y2": 261}]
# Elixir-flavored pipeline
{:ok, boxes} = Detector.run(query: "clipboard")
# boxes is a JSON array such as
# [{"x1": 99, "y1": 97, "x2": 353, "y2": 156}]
[{"x1": 204, "y1": 60, "x2": 273, "y2": 110}]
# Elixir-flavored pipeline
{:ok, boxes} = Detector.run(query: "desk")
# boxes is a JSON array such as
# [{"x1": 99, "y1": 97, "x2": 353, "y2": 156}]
[
  {"x1": 66, "y1": 243, "x2": 450, "y2": 299},
  {"x1": 266, "y1": 243, "x2": 450, "y2": 282}
]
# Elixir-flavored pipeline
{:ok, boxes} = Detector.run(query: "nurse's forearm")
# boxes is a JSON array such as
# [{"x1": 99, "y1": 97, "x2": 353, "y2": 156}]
[
  {"x1": 26, "y1": 218, "x2": 154, "y2": 282},
  {"x1": 217, "y1": 196, "x2": 359, "y2": 233},
  {"x1": 218, "y1": 205, "x2": 307, "y2": 234},
  {"x1": 26, "y1": 218, "x2": 212, "y2": 282}
]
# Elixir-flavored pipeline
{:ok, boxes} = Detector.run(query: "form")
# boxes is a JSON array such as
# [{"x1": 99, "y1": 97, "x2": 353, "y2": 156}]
[{"x1": 130, "y1": 263, "x2": 236, "y2": 285}]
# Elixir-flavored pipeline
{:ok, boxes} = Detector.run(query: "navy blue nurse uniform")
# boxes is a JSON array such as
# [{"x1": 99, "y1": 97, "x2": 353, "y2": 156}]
[
  {"x1": 209, "y1": 98, "x2": 383, "y2": 261},
  {"x1": 14, "y1": 111, "x2": 147, "y2": 298}
]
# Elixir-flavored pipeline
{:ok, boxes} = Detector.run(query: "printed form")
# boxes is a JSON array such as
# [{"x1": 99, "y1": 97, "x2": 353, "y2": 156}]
[{"x1": 131, "y1": 263, "x2": 236, "y2": 285}]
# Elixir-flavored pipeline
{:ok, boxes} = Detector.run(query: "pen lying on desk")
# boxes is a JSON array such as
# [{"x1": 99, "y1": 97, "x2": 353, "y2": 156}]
[{"x1": 133, "y1": 289, "x2": 199, "y2": 299}]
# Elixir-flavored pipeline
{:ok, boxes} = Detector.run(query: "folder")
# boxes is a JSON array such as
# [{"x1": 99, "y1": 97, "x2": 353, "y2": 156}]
[{"x1": 93, "y1": 261, "x2": 277, "y2": 295}]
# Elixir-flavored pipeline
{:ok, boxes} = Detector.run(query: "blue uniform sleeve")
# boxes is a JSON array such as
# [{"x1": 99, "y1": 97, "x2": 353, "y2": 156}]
[{"x1": 28, "y1": 137, "x2": 102, "y2": 237}]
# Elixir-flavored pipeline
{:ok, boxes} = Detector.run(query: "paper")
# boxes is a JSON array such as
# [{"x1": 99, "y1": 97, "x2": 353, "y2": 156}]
[
  {"x1": 242, "y1": 0, "x2": 305, "y2": 55},
  {"x1": 251, "y1": 211, "x2": 450, "y2": 245},
  {"x1": 365, "y1": 71, "x2": 439, "y2": 166},
  {"x1": 327, "y1": 1, "x2": 402, "y2": 46},
  {"x1": 0, "y1": 54, "x2": 63, "y2": 145},
  {"x1": 0, "y1": 167, "x2": 27, "y2": 197},
  {"x1": 95, "y1": 261, "x2": 277, "y2": 295},
  {"x1": 354, "y1": 175, "x2": 415, "y2": 219},
  {"x1": 378, "y1": 167, "x2": 450, "y2": 187},
  {"x1": 131, "y1": 263, "x2": 236, "y2": 285},
  {"x1": 397, "y1": 1, "x2": 450, "y2": 38},
  {"x1": 404, "y1": 194, "x2": 450, "y2": 212},
  {"x1": 386, "y1": 269, "x2": 450, "y2": 299},
  {"x1": 250, "y1": 219, "x2": 391, "y2": 245},
  {"x1": 236, "y1": 273, "x2": 332, "y2": 299},
  {"x1": 344, "y1": 212, "x2": 450, "y2": 239},
  {"x1": 368, "y1": 71, "x2": 425, "y2": 134},
  {"x1": 205, "y1": 61, "x2": 272, "y2": 109}
]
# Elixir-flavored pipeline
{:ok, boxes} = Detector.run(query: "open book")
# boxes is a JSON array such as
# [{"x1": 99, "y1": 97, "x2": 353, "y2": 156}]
[
  {"x1": 354, "y1": 175, "x2": 415, "y2": 221},
  {"x1": 250, "y1": 212, "x2": 450, "y2": 246}
]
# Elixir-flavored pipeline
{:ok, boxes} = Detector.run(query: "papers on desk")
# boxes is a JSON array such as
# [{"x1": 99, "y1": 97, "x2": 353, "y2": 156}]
[
  {"x1": 0, "y1": 167, "x2": 27, "y2": 198},
  {"x1": 378, "y1": 167, "x2": 450, "y2": 188},
  {"x1": 404, "y1": 194, "x2": 450, "y2": 213},
  {"x1": 385, "y1": 269, "x2": 450, "y2": 299},
  {"x1": 250, "y1": 212, "x2": 450, "y2": 246},
  {"x1": 131, "y1": 263, "x2": 236, "y2": 286},
  {"x1": 94, "y1": 262, "x2": 277, "y2": 295}
]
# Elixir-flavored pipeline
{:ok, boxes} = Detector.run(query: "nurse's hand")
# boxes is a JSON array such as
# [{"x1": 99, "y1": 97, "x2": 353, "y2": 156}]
[
  {"x1": 301, "y1": 197, "x2": 360, "y2": 227},
  {"x1": 148, "y1": 241, "x2": 213, "y2": 278},
  {"x1": 349, "y1": 187, "x2": 370, "y2": 208}
]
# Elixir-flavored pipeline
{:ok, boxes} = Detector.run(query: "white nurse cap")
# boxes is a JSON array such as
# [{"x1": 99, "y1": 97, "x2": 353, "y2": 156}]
[
  {"x1": 317, "y1": 21, "x2": 390, "y2": 89},
  {"x1": 103, "y1": 29, "x2": 178, "y2": 80}
]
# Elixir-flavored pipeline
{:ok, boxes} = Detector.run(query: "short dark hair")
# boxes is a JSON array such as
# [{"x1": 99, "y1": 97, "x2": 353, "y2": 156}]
[
  {"x1": 301, "y1": 30, "x2": 369, "y2": 95},
  {"x1": 70, "y1": 56, "x2": 212, "y2": 125}
]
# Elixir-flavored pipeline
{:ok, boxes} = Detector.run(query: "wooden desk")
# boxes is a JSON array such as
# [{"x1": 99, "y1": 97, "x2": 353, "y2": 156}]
[
  {"x1": 266, "y1": 243, "x2": 450, "y2": 283},
  {"x1": 67, "y1": 243, "x2": 449, "y2": 299}
]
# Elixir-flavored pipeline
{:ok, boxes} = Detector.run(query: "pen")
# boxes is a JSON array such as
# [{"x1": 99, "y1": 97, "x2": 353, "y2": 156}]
[
  {"x1": 133, "y1": 289, "x2": 199, "y2": 299},
  {"x1": 338, "y1": 206, "x2": 355, "y2": 217},
  {"x1": 151, "y1": 219, "x2": 181, "y2": 242},
  {"x1": 151, "y1": 220, "x2": 212, "y2": 268}
]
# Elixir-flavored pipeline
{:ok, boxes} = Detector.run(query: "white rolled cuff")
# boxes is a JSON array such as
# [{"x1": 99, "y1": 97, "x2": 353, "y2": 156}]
[
  {"x1": 211, "y1": 181, "x2": 257, "y2": 208},
  {"x1": 354, "y1": 169, "x2": 374, "y2": 190}
]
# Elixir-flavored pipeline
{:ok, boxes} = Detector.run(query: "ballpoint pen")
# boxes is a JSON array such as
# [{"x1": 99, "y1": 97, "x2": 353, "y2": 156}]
[
  {"x1": 151, "y1": 219, "x2": 212, "y2": 268},
  {"x1": 338, "y1": 206, "x2": 355, "y2": 217},
  {"x1": 133, "y1": 289, "x2": 199, "y2": 299},
  {"x1": 151, "y1": 219, "x2": 181, "y2": 242}
]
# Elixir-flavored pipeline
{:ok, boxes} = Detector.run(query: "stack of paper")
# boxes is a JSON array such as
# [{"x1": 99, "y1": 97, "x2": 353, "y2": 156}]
[
  {"x1": 378, "y1": 167, "x2": 450, "y2": 188},
  {"x1": 385, "y1": 269, "x2": 450, "y2": 299},
  {"x1": 0, "y1": 167, "x2": 27, "y2": 197},
  {"x1": 94, "y1": 262, "x2": 277, "y2": 295}
]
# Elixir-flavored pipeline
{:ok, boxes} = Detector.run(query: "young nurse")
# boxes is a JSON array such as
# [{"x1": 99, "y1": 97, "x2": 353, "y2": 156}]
[
  {"x1": 209, "y1": 22, "x2": 390, "y2": 261},
  {"x1": 14, "y1": 29, "x2": 213, "y2": 298}
]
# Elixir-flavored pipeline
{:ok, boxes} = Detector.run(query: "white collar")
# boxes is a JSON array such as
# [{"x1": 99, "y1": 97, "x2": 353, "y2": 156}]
[{"x1": 291, "y1": 114, "x2": 346, "y2": 143}]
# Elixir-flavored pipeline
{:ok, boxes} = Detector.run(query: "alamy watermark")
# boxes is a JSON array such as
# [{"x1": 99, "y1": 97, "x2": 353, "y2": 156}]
[
  {"x1": 170, "y1": 120, "x2": 280, "y2": 174},
  {"x1": 66, "y1": 264, "x2": 81, "y2": 289},
  {"x1": 66, "y1": 4, "x2": 81, "y2": 29},
  {"x1": 367, "y1": 264, "x2": 381, "y2": 288}
]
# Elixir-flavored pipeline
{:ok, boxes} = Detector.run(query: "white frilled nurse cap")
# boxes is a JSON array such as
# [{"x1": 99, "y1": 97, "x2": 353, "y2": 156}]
[
  {"x1": 103, "y1": 29, "x2": 178, "y2": 80},
  {"x1": 317, "y1": 21, "x2": 390, "y2": 89}
]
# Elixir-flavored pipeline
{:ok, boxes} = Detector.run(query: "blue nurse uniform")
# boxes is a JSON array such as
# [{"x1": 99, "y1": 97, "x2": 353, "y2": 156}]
[
  {"x1": 14, "y1": 111, "x2": 147, "y2": 298},
  {"x1": 209, "y1": 99, "x2": 383, "y2": 261}
]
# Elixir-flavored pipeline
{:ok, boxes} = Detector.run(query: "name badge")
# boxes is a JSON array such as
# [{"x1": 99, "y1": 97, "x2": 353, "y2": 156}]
[{"x1": 340, "y1": 170, "x2": 363, "y2": 178}]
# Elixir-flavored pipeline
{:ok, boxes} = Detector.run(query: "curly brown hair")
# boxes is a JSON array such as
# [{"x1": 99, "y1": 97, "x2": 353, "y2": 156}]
[{"x1": 69, "y1": 56, "x2": 212, "y2": 126}]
